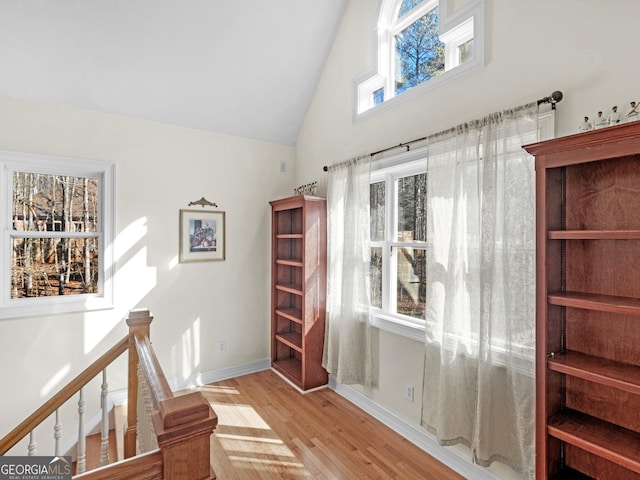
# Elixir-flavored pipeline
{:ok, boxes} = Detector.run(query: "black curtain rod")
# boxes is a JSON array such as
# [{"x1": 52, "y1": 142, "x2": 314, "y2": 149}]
[{"x1": 322, "y1": 90, "x2": 563, "y2": 172}]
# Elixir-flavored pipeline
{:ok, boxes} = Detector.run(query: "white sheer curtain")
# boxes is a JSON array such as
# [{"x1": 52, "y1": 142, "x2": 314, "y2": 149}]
[
  {"x1": 322, "y1": 156, "x2": 373, "y2": 386},
  {"x1": 421, "y1": 104, "x2": 539, "y2": 479}
]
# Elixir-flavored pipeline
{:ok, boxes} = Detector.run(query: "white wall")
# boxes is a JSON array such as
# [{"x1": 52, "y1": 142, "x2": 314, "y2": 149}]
[
  {"x1": 297, "y1": 0, "x2": 640, "y2": 190},
  {"x1": 294, "y1": 0, "x2": 640, "y2": 475},
  {"x1": 0, "y1": 95, "x2": 294, "y2": 448}
]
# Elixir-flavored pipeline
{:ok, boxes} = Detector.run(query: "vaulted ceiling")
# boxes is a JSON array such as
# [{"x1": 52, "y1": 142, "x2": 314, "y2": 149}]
[{"x1": 0, "y1": 1, "x2": 347, "y2": 146}]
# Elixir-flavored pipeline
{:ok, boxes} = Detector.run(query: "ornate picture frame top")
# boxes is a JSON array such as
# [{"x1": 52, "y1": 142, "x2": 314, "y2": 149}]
[{"x1": 179, "y1": 197, "x2": 225, "y2": 263}]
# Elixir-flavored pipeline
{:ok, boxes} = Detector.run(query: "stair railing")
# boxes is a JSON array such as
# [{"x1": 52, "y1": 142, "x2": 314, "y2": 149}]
[
  {"x1": 0, "y1": 308, "x2": 218, "y2": 480},
  {"x1": 0, "y1": 335, "x2": 129, "y2": 465}
]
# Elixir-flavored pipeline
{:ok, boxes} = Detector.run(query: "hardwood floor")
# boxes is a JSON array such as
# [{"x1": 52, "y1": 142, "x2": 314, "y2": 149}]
[{"x1": 199, "y1": 369, "x2": 464, "y2": 480}]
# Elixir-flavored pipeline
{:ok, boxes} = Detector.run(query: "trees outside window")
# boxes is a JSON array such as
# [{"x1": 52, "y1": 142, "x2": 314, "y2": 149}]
[
  {"x1": 0, "y1": 151, "x2": 114, "y2": 318},
  {"x1": 395, "y1": 6, "x2": 444, "y2": 95},
  {"x1": 12, "y1": 172, "x2": 99, "y2": 298},
  {"x1": 369, "y1": 151, "x2": 427, "y2": 329},
  {"x1": 356, "y1": 0, "x2": 484, "y2": 116}
]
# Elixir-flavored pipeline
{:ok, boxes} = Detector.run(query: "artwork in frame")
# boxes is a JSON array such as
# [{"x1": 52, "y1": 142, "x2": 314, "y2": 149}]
[{"x1": 179, "y1": 209, "x2": 225, "y2": 262}]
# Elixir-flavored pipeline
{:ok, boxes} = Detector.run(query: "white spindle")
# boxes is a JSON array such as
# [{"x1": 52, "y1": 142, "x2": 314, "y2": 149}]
[
  {"x1": 100, "y1": 369, "x2": 109, "y2": 466},
  {"x1": 28, "y1": 431, "x2": 36, "y2": 456},
  {"x1": 76, "y1": 387, "x2": 86, "y2": 474},
  {"x1": 54, "y1": 409, "x2": 62, "y2": 456}
]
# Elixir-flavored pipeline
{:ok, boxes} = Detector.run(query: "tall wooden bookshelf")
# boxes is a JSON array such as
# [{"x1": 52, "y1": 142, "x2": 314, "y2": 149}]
[
  {"x1": 269, "y1": 195, "x2": 328, "y2": 391},
  {"x1": 524, "y1": 122, "x2": 640, "y2": 480}
]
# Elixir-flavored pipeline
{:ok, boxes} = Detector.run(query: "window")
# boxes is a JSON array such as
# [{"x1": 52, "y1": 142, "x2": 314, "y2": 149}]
[
  {"x1": 356, "y1": 0, "x2": 485, "y2": 116},
  {"x1": 367, "y1": 110, "x2": 555, "y2": 345},
  {"x1": 0, "y1": 151, "x2": 115, "y2": 319},
  {"x1": 394, "y1": 4, "x2": 444, "y2": 96},
  {"x1": 369, "y1": 148, "x2": 428, "y2": 340},
  {"x1": 373, "y1": 87, "x2": 385, "y2": 105}
]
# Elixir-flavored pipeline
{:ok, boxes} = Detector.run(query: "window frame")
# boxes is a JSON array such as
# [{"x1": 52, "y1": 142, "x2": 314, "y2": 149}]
[
  {"x1": 369, "y1": 147, "x2": 429, "y2": 342},
  {"x1": 355, "y1": 0, "x2": 486, "y2": 119},
  {"x1": 369, "y1": 113, "x2": 555, "y2": 374},
  {"x1": 0, "y1": 150, "x2": 115, "y2": 319}
]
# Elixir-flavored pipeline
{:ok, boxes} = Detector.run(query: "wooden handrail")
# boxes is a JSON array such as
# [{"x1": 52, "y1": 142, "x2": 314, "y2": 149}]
[
  {"x1": 128, "y1": 311, "x2": 218, "y2": 479},
  {"x1": 1, "y1": 308, "x2": 218, "y2": 479},
  {"x1": 0, "y1": 335, "x2": 129, "y2": 455}
]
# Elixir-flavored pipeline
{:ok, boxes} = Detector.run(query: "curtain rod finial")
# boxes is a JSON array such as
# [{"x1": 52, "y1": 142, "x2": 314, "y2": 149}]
[{"x1": 538, "y1": 90, "x2": 563, "y2": 106}]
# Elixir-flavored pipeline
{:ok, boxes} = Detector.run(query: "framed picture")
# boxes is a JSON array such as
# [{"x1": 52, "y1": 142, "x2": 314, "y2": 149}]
[{"x1": 179, "y1": 209, "x2": 225, "y2": 262}]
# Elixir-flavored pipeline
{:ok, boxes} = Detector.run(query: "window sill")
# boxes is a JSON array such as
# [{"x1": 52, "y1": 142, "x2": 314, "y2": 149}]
[
  {"x1": 0, "y1": 294, "x2": 114, "y2": 320},
  {"x1": 370, "y1": 311, "x2": 425, "y2": 343},
  {"x1": 354, "y1": 52, "x2": 484, "y2": 122},
  {"x1": 370, "y1": 312, "x2": 534, "y2": 377}
]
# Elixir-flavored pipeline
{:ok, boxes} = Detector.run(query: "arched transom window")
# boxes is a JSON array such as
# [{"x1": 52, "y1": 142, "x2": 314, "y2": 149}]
[{"x1": 357, "y1": 0, "x2": 485, "y2": 115}]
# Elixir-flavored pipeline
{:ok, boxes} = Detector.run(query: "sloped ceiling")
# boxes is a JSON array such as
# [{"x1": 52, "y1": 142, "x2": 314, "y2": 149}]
[{"x1": 0, "y1": 0, "x2": 347, "y2": 146}]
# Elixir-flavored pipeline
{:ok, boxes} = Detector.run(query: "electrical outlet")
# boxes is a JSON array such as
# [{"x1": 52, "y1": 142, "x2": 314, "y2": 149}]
[
  {"x1": 217, "y1": 340, "x2": 226, "y2": 353},
  {"x1": 405, "y1": 384, "x2": 414, "y2": 402},
  {"x1": 279, "y1": 160, "x2": 287, "y2": 173}
]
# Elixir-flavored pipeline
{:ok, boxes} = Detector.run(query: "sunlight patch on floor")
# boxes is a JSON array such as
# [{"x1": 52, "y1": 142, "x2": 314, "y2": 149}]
[
  {"x1": 216, "y1": 434, "x2": 293, "y2": 457},
  {"x1": 213, "y1": 404, "x2": 271, "y2": 429},
  {"x1": 209, "y1": 396, "x2": 305, "y2": 474},
  {"x1": 199, "y1": 385, "x2": 240, "y2": 395},
  {"x1": 215, "y1": 433, "x2": 285, "y2": 445},
  {"x1": 226, "y1": 456, "x2": 306, "y2": 470}
]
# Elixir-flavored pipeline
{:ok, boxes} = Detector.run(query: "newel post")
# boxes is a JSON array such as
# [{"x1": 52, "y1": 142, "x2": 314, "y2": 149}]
[
  {"x1": 125, "y1": 308, "x2": 153, "y2": 458},
  {"x1": 154, "y1": 393, "x2": 218, "y2": 479}
]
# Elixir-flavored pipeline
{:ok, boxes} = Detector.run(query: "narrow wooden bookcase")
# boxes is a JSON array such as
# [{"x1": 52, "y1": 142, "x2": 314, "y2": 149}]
[
  {"x1": 269, "y1": 195, "x2": 328, "y2": 391},
  {"x1": 524, "y1": 122, "x2": 640, "y2": 480}
]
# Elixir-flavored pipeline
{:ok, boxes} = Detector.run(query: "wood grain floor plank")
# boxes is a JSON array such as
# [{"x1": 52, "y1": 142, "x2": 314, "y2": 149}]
[
  {"x1": 200, "y1": 370, "x2": 464, "y2": 480},
  {"x1": 289, "y1": 437, "x2": 339, "y2": 480}
]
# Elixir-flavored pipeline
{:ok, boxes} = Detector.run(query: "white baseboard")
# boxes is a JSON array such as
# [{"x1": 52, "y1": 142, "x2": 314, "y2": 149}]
[
  {"x1": 109, "y1": 388, "x2": 128, "y2": 406},
  {"x1": 168, "y1": 357, "x2": 272, "y2": 391},
  {"x1": 328, "y1": 376, "x2": 503, "y2": 480}
]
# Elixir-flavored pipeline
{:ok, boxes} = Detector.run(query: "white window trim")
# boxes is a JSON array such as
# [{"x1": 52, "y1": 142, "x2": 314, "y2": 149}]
[
  {"x1": 370, "y1": 111, "x2": 555, "y2": 348},
  {"x1": 355, "y1": 0, "x2": 486, "y2": 120},
  {"x1": 370, "y1": 147, "x2": 429, "y2": 336},
  {"x1": 441, "y1": 16, "x2": 474, "y2": 71},
  {"x1": 0, "y1": 150, "x2": 115, "y2": 319}
]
